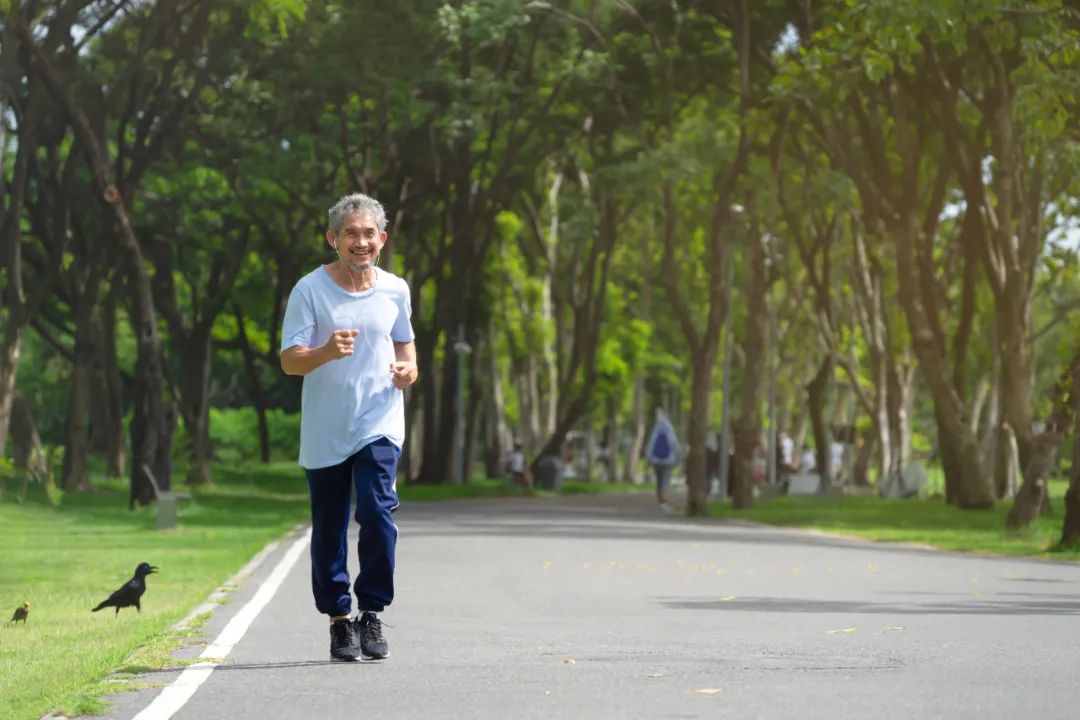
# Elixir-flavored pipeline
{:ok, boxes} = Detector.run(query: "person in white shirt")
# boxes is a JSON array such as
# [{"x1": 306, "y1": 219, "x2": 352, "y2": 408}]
[
  {"x1": 280, "y1": 193, "x2": 417, "y2": 662},
  {"x1": 780, "y1": 431, "x2": 795, "y2": 472},
  {"x1": 504, "y1": 441, "x2": 530, "y2": 488}
]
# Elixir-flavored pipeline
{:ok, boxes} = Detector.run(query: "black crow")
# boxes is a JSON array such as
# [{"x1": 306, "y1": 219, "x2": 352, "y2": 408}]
[
  {"x1": 10, "y1": 601, "x2": 29, "y2": 624},
  {"x1": 92, "y1": 562, "x2": 158, "y2": 615}
]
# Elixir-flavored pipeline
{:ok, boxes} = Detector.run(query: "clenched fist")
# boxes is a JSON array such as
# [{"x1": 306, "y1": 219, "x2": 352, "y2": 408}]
[
  {"x1": 390, "y1": 360, "x2": 418, "y2": 389},
  {"x1": 324, "y1": 329, "x2": 359, "y2": 359}
]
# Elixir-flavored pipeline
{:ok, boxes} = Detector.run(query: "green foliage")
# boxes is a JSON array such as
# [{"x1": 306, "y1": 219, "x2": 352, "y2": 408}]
[{"x1": 173, "y1": 409, "x2": 301, "y2": 466}]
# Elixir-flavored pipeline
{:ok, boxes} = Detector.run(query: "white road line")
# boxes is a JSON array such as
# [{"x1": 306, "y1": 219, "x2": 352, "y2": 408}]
[{"x1": 131, "y1": 528, "x2": 312, "y2": 720}]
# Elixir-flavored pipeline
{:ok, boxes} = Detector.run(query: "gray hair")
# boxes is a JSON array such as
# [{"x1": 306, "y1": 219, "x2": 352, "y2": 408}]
[{"x1": 327, "y1": 193, "x2": 387, "y2": 235}]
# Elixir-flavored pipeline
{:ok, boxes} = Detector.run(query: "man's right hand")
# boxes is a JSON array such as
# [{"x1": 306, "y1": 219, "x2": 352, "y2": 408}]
[{"x1": 324, "y1": 329, "x2": 359, "y2": 359}]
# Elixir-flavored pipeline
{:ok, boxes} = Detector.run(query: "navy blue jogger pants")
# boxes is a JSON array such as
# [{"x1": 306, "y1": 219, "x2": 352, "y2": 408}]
[{"x1": 305, "y1": 437, "x2": 400, "y2": 616}]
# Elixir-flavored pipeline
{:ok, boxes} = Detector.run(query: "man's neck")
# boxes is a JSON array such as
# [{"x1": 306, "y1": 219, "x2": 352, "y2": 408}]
[{"x1": 329, "y1": 261, "x2": 376, "y2": 292}]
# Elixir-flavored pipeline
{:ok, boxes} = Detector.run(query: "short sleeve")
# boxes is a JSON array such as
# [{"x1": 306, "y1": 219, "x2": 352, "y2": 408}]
[
  {"x1": 280, "y1": 282, "x2": 316, "y2": 352},
  {"x1": 390, "y1": 280, "x2": 415, "y2": 343}
]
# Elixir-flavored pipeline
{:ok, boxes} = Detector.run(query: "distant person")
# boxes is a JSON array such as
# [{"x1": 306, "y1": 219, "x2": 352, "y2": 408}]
[
  {"x1": 779, "y1": 431, "x2": 795, "y2": 472},
  {"x1": 830, "y1": 440, "x2": 845, "y2": 481},
  {"x1": 705, "y1": 428, "x2": 721, "y2": 491},
  {"x1": 800, "y1": 444, "x2": 816, "y2": 472},
  {"x1": 645, "y1": 409, "x2": 681, "y2": 511},
  {"x1": 503, "y1": 441, "x2": 531, "y2": 489},
  {"x1": 280, "y1": 193, "x2": 417, "y2": 662}
]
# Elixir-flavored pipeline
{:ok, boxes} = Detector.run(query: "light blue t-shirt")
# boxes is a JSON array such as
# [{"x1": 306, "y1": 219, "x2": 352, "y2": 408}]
[{"x1": 280, "y1": 266, "x2": 415, "y2": 469}]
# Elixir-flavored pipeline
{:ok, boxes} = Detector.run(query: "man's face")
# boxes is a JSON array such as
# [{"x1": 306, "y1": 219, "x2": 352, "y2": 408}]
[{"x1": 327, "y1": 212, "x2": 386, "y2": 273}]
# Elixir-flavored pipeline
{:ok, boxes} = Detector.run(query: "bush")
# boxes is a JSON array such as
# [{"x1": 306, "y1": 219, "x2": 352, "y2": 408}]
[{"x1": 174, "y1": 408, "x2": 301, "y2": 465}]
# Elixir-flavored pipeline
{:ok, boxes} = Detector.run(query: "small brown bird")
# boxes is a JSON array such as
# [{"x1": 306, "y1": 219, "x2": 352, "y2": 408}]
[{"x1": 10, "y1": 601, "x2": 29, "y2": 624}]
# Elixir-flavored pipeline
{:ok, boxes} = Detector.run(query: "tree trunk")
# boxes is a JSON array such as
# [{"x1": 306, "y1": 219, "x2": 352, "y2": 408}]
[
  {"x1": 853, "y1": 435, "x2": 875, "y2": 487},
  {"x1": 100, "y1": 293, "x2": 126, "y2": 477},
  {"x1": 604, "y1": 400, "x2": 620, "y2": 485},
  {"x1": 1002, "y1": 349, "x2": 1080, "y2": 526},
  {"x1": 890, "y1": 220, "x2": 992, "y2": 509},
  {"x1": 463, "y1": 355, "x2": 482, "y2": 483},
  {"x1": 484, "y1": 331, "x2": 512, "y2": 479},
  {"x1": 936, "y1": 405, "x2": 967, "y2": 506},
  {"x1": 980, "y1": 356, "x2": 1001, "y2": 478},
  {"x1": 1007, "y1": 351, "x2": 1080, "y2": 529},
  {"x1": 1059, "y1": 364, "x2": 1080, "y2": 545},
  {"x1": 994, "y1": 423, "x2": 1020, "y2": 501},
  {"x1": 234, "y1": 308, "x2": 271, "y2": 463},
  {"x1": 622, "y1": 372, "x2": 646, "y2": 485},
  {"x1": 807, "y1": 355, "x2": 834, "y2": 494},
  {"x1": 0, "y1": 327, "x2": 24, "y2": 458},
  {"x1": 178, "y1": 327, "x2": 214, "y2": 486},
  {"x1": 622, "y1": 224, "x2": 652, "y2": 485},
  {"x1": 732, "y1": 240, "x2": 768, "y2": 510},
  {"x1": 685, "y1": 359, "x2": 715, "y2": 515},
  {"x1": 540, "y1": 175, "x2": 560, "y2": 440},
  {"x1": 415, "y1": 329, "x2": 440, "y2": 483},
  {"x1": 10, "y1": 390, "x2": 46, "y2": 483},
  {"x1": 62, "y1": 304, "x2": 98, "y2": 492},
  {"x1": 1005, "y1": 434, "x2": 1058, "y2": 528}
]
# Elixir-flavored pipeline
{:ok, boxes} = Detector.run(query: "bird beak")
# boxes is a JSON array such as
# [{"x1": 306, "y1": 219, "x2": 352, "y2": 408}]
[{"x1": 149, "y1": 566, "x2": 159, "y2": 573}]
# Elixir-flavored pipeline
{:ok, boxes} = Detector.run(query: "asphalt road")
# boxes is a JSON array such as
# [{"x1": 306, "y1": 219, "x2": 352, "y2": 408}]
[{"x1": 104, "y1": 491, "x2": 1080, "y2": 720}]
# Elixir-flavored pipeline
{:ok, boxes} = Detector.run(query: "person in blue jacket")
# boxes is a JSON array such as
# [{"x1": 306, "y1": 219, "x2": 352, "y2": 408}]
[{"x1": 645, "y1": 409, "x2": 681, "y2": 512}]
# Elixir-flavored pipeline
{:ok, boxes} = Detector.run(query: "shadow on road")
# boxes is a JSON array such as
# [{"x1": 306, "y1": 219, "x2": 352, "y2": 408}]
[
  {"x1": 214, "y1": 660, "x2": 378, "y2": 670},
  {"x1": 655, "y1": 595, "x2": 1080, "y2": 616},
  {"x1": 397, "y1": 495, "x2": 1023, "y2": 561}
]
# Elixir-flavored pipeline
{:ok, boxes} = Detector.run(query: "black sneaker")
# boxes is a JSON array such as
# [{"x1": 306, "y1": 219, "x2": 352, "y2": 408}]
[
  {"x1": 329, "y1": 618, "x2": 361, "y2": 661},
  {"x1": 356, "y1": 611, "x2": 389, "y2": 659}
]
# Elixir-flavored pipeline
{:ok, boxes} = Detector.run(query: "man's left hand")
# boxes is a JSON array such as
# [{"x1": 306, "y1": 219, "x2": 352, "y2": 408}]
[{"x1": 390, "y1": 361, "x2": 418, "y2": 389}]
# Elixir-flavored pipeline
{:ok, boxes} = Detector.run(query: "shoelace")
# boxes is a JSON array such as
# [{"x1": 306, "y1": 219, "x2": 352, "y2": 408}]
[{"x1": 360, "y1": 615, "x2": 384, "y2": 643}]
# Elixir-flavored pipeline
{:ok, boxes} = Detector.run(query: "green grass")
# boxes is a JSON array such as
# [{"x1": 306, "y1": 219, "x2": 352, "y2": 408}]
[
  {"x1": 0, "y1": 462, "x2": 311, "y2": 720},
  {"x1": 709, "y1": 479, "x2": 1080, "y2": 560},
  {"x1": 0, "y1": 463, "x2": 645, "y2": 720}
]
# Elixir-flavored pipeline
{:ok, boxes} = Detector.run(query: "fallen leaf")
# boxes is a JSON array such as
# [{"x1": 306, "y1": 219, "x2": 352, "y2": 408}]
[
  {"x1": 545, "y1": 690, "x2": 551, "y2": 695},
  {"x1": 543, "y1": 561, "x2": 552, "y2": 571},
  {"x1": 563, "y1": 658, "x2": 576, "y2": 665},
  {"x1": 693, "y1": 688, "x2": 722, "y2": 695},
  {"x1": 718, "y1": 595, "x2": 736, "y2": 601},
  {"x1": 826, "y1": 627, "x2": 856, "y2": 634},
  {"x1": 648, "y1": 672, "x2": 665, "y2": 678}
]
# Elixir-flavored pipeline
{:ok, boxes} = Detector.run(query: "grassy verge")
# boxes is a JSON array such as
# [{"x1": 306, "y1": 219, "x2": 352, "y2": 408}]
[
  {"x1": 0, "y1": 462, "x2": 311, "y2": 720},
  {"x1": 0, "y1": 463, "x2": 644, "y2": 720},
  {"x1": 708, "y1": 479, "x2": 1080, "y2": 560}
]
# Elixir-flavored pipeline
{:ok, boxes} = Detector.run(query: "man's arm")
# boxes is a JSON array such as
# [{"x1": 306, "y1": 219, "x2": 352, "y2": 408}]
[
  {"x1": 281, "y1": 330, "x2": 358, "y2": 376},
  {"x1": 391, "y1": 341, "x2": 418, "y2": 389}
]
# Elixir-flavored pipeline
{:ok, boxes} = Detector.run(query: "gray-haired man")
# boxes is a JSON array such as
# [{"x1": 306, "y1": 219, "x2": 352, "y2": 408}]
[{"x1": 280, "y1": 193, "x2": 418, "y2": 660}]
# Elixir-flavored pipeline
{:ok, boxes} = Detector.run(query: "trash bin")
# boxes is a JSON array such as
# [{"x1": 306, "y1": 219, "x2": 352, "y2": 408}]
[{"x1": 533, "y1": 455, "x2": 564, "y2": 491}]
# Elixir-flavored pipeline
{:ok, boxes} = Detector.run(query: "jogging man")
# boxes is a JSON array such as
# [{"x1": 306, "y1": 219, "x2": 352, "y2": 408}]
[{"x1": 280, "y1": 193, "x2": 417, "y2": 661}]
